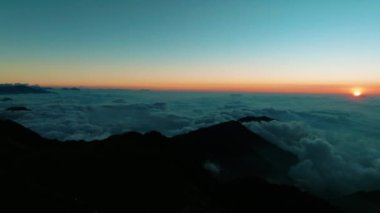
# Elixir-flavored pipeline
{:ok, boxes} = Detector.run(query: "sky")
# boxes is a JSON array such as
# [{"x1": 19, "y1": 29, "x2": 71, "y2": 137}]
[{"x1": 1, "y1": 0, "x2": 380, "y2": 94}]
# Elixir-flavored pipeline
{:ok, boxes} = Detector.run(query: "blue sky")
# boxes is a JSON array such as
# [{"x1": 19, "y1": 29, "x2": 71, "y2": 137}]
[{"x1": 1, "y1": 0, "x2": 380, "y2": 93}]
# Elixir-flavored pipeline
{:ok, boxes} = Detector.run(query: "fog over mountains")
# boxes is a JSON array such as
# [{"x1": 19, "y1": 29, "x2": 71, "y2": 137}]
[{"x1": 1, "y1": 88, "x2": 380, "y2": 197}]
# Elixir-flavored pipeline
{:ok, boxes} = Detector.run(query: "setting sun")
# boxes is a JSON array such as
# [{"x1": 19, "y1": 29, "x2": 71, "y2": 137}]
[{"x1": 352, "y1": 88, "x2": 363, "y2": 97}]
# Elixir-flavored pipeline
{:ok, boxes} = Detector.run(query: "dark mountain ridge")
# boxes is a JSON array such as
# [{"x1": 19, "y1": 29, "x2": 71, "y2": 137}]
[
  {"x1": 334, "y1": 190, "x2": 380, "y2": 213},
  {"x1": 0, "y1": 118, "x2": 341, "y2": 212},
  {"x1": 6, "y1": 106, "x2": 30, "y2": 111},
  {"x1": 0, "y1": 84, "x2": 50, "y2": 94},
  {"x1": 238, "y1": 115, "x2": 275, "y2": 123}
]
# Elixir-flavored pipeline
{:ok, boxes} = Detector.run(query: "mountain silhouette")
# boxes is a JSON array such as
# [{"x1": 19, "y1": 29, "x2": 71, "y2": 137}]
[
  {"x1": 172, "y1": 121, "x2": 296, "y2": 183},
  {"x1": 334, "y1": 190, "x2": 380, "y2": 213},
  {"x1": 0, "y1": 84, "x2": 50, "y2": 94},
  {"x1": 1, "y1": 97, "x2": 13, "y2": 102},
  {"x1": 6, "y1": 106, "x2": 30, "y2": 111},
  {"x1": 0, "y1": 119, "x2": 342, "y2": 213},
  {"x1": 238, "y1": 115, "x2": 275, "y2": 123}
]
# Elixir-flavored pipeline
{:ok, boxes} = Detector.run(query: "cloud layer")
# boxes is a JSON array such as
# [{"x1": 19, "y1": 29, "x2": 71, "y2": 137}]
[{"x1": 0, "y1": 89, "x2": 380, "y2": 196}]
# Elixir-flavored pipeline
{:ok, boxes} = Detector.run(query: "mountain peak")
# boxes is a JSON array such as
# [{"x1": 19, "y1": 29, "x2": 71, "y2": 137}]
[
  {"x1": 238, "y1": 116, "x2": 275, "y2": 123},
  {"x1": 0, "y1": 119, "x2": 341, "y2": 213}
]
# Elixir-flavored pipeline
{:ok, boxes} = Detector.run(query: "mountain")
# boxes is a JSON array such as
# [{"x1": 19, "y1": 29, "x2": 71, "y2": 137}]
[
  {"x1": 0, "y1": 119, "x2": 341, "y2": 213},
  {"x1": 238, "y1": 116, "x2": 275, "y2": 123},
  {"x1": 0, "y1": 84, "x2": 50, "y2": 94},
  {"x1": 1, "y1": 97, "x2": 13, "y2": 101},
  {"x1": 61, "y1": 87, "x2": 80, "y2": 91},
  {"x1": 172, "y1": 121, "x2": 296, "y2": 183},
  {"x1": 334, "y1": 190, "x2": 380, "y2": 213},
  {"x1": 6, "y1": 106, "x2": 30, "y2": 111}
]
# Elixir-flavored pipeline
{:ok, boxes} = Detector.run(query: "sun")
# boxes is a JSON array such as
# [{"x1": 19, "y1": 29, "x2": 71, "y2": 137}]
[
  {"x1": 352, "y1": 88, "x2": 363, "y2": 97},
  {"x1": 353, "y1": 91, "x2": 362, "y2": 97}
]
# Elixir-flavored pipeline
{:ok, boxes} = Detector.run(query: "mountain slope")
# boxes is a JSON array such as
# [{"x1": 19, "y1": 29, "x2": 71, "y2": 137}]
[
  {"x1": 0, "y1": 84, "x2": 50, "y2": 94},
  {"x1": 0, "y1": 119, "x2": 341, "y2": 213}
]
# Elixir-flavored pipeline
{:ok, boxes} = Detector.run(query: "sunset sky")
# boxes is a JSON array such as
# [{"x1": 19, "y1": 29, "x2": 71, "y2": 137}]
[{"x1": 1, "y1": 0, "x2": 380, "y2": 94}]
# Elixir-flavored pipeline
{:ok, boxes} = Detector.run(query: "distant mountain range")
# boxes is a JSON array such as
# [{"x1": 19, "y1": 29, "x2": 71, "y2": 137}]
[
  {"x1": 0, "y1": 117, "x2": 367, "y2": 213},
  {"x1": 0, "y1": 84, "x2": 50, "y2": 94}
]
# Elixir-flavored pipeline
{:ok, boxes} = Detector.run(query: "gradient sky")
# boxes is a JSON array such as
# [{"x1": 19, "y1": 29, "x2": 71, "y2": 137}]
[{"x1": 1, "y1": 0, "x2": 380, "y2": 94}]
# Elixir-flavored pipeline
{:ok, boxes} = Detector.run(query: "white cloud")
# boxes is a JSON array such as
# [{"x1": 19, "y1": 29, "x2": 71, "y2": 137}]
[
  {"x1": 246, "y1": 117, "x2": 380, "y2": 196},
  {"x1": 1, "y1": 89, "x2": 380, "y2": 196}
]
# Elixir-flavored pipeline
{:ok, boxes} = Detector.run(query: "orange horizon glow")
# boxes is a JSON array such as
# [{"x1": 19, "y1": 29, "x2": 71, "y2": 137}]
[
  {"x1": 2, "y1": 61, "x2": 380, "y2": 96},
  {"x1": 27, "y1": 81, "x2": 380, "y2": 95}
]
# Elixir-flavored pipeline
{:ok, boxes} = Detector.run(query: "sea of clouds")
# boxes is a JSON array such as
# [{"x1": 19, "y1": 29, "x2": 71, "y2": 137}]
[{"x1": 0, "y1": 89, "x2": 380, "y2": 196}]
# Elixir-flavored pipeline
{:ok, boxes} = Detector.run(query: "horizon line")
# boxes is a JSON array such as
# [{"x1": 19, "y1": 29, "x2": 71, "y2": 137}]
[{"x1": 2, "y1": 82, "x2": 379, "y2": 95}]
